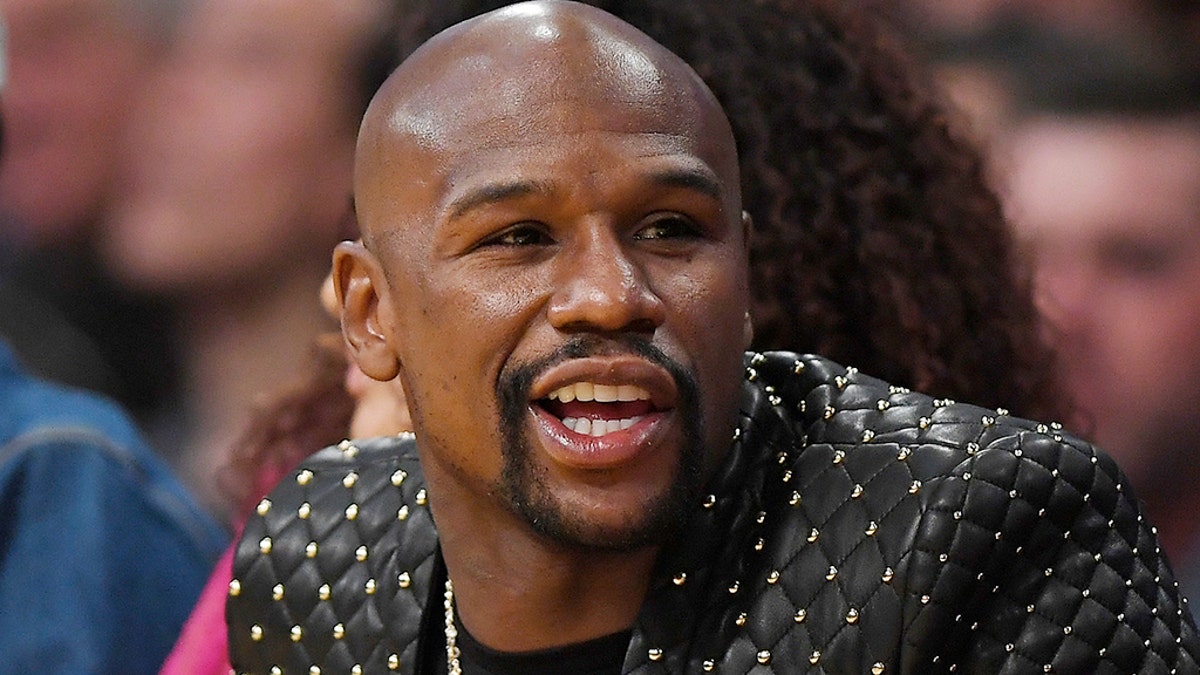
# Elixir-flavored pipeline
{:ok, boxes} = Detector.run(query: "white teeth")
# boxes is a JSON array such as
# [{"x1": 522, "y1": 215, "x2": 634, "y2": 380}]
[
  {"x1": 547, "y1": 382, "x2": 650, "y2": 403},
  {"x1": 561, "y1": 416, "x2": 644, "y2": 437},
  {"x1": 593, "y1": 384, "x2": 617, "y2": 402},
  {"x1": 617, "y1": 385, "x2": 643, "y2": 401}
]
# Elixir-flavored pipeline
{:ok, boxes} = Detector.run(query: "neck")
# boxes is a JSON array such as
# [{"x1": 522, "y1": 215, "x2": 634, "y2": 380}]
[
  {"x1": 431, "y1": 476, "x2": 657, "y2": 653},
  {"x1": 176, "y1": 271, "x2": 335, "y2": 520}
]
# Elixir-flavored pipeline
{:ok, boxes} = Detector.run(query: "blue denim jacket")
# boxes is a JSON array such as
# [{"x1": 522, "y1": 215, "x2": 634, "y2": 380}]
[{"x1": 0, "y1": 341, "x2": 228, "y2": 674}]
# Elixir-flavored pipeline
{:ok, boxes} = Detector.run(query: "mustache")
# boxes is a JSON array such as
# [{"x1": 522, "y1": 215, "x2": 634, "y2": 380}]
[{"x1": 496, "y1": 335, "x2": 699, "y2": 414}]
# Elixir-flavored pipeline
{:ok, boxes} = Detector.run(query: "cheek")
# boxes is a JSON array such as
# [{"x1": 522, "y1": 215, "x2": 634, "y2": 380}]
[
  {"x1": 1109, "y1": 271, "x2": 1200, "y2": 348},
  {"x1": 663, "y1": 257, "x2": 749, "y2": 348},
  {"x1": 1115, "y1": 298, "x2": 1200, "y2": 383},
  {"x1": 1069, "y1": 272, "x2": 1200, "y2": 419},
  {"x1": 657, "y1": 259, "x2": 749, "y2": 436},
  {"x1": 389, "y1": 269, "x2": 530, "y2": 474},
  {"x1": 398, "y1": 261, "x2": 551, "y2": 367},
  {"x1": 398, "y1": 355, "x2": 510, "y2": 490}
]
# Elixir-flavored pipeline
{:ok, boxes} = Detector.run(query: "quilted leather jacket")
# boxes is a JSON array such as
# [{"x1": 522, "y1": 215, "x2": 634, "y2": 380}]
[{"x1": 229, "y1": 352, "x2": 1200, "y2": 674}]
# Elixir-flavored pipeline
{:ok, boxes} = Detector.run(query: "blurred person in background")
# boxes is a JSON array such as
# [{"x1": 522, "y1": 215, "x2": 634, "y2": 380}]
[
  {"x1": 876, "y1": 0, "x2": 1199, "y2": 150},
  {"x1": 893, "y1": 0, "x2": 1167, "y2": 43},
  {"x1": 0, "y1": 16, "x2": 227, "y2": 674},
  {"x1": 100, "y1": 0, "x2": 400, "y2": 520},
  {"x1": 0, "y1": 0, "x2": 182, "y2": 242},
  {"x1": 883, "y1": 0, "x2": 1200, "y2": 600},
  {"x1": 0, "y1": 0, "x2": 183, "y2": 423},
  {"x1": 1001, "y1": 37, "x2": 1200, "y2": 600}
]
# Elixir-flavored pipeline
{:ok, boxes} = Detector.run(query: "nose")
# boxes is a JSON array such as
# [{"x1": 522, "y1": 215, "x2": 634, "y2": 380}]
[{"x1": 546, "y1": 227, "x2": 666, "y2": 336}]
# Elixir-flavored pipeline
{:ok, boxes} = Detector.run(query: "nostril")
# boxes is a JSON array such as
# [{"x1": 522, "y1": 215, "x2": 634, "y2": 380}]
[{"x1": 624, "y1": 317, "x2": 659, "y2": 335}]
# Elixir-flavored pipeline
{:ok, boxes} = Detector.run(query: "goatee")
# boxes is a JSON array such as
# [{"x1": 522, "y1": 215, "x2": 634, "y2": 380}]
[{"x1": 495, "y1": 335, "x2": 706, "y2": 551}]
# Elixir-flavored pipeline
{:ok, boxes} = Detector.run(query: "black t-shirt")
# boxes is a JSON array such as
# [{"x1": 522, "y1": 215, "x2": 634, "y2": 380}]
[{"x1": 431, "y1": 619, "x2": 629, "y2": 675}]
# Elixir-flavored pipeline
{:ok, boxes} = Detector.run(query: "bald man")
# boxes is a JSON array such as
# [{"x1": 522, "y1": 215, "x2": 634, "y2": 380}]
[{"x1": 229, "y1": 3, "x2": 1199, "y2": 673}]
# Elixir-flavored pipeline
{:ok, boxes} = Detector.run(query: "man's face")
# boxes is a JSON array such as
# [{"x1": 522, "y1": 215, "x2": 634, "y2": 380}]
[
  {"x1": 351, "y1": 48, "x2": 750, "y2": 550},
  {"x1": 102, "y1": 0, "x2": 372, "y2": 294},
  {"x1": 0, "y1": 0, "x2": 155, "y2": 244},
  {"x1": 1006, "y1": 118, "x2": 1200, "y2": 484}
]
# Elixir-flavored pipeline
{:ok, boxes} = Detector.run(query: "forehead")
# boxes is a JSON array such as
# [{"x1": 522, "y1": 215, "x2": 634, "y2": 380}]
[
  {"x1": 362, "y1": 103, "x2": 732, "y2": 241},
  {"x1": 389, "y1": 37, "x2": 721, "y2": 158},
  {"x1": 357, "y1": 33, "x2": 738, "y2": 235},
  {"x1": 1007, "y1": 118, "x2": 1200, "y2": 241},
  {"x1": 350, "y1": 6, "x2": 739, "y2": 242},
  {"x1": 428, "y1": 90, "x2": 721, "y2": 176}
]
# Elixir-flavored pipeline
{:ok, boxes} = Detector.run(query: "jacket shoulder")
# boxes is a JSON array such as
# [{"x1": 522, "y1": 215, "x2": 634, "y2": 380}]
[
  {"x1": 745, "y1": 351, "x2": 1200, "y2": 672},
  {"x1": 228, "y1": 434, "x2": 438, "y2": 675}
]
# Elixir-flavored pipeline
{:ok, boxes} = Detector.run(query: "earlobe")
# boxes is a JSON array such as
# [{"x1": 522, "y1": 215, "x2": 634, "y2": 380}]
[
  {"x1": 332, "y1": 240, "x2": 401, "y2": 382},
  {"x1": 743, "y1": 310, "x2": 754, "y2": 350}
]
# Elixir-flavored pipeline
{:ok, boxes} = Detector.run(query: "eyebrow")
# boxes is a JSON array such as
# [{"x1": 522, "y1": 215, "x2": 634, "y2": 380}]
[
  {"x1": 645, "y1": 167, "x2": 724, "y2": 202},
  {"x1": 446, "y1": 180, "x2": 553, "y2": 220},
  {"x1": 444, "y1": 167, "x2": 724, "y2": 220}
]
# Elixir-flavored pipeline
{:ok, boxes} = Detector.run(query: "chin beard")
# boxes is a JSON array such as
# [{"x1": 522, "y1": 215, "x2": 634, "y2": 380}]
[{"x1": 496, "y1": 336, "x2": 706, "y2": 552}]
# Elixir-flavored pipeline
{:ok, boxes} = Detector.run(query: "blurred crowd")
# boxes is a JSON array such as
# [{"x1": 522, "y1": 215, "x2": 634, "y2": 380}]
[
  {"x1": 0, "y1": 0, "x2": 1197, "y2": 672},
  {"x1": 895, "y1": 0, "x2": 1200, "y2": 599}
]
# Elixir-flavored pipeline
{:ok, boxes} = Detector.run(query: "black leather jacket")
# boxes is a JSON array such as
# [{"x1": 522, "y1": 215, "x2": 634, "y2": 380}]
[{"x1": 229, "y1": 352, "x2": 1200, "y2": 674}]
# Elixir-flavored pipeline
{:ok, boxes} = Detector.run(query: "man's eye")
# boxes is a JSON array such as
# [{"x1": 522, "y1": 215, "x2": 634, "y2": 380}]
[
  {"x1": 485, "y1": 225, "x2": 551, "y2": 247},
  {"x1": 1102, "y1": 239, "x2": 1177, "y2": 279},
  {"x1": 633, "y1": 215, "x2": 699, "y2": 240}
]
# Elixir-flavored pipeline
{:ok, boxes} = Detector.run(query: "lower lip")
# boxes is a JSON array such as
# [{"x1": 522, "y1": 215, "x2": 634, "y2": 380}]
[{"x1": 530, "y1": 406, "x2": 669, "y2": 470}]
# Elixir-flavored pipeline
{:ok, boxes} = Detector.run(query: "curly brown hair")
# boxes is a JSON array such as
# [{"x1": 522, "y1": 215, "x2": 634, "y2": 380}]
[
  {"x1": 218, "y1": 334, "x2": 356, "y2": 518},
  {"x1": 395, "y1": 0, "x2": 1066, "y2": 421}
]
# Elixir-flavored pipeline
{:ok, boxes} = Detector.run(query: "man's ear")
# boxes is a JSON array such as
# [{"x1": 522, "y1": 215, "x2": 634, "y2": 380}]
[{"x1": 332, "y1": 240, "x2": 401, "y2": 382}]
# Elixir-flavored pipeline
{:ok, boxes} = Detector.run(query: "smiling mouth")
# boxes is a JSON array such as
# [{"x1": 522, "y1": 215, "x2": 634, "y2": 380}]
[{"x1": 536, "y1": 382, "x2": 659, "y2": 437}]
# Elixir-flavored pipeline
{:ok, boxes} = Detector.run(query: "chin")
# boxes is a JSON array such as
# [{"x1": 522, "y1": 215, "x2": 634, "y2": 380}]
[
  {"x1": 525, "y1": 497, "x2": 689, "y2": 552},
  {"x1": 503, "y1": 461, "x2": 700, "y2": 552}
]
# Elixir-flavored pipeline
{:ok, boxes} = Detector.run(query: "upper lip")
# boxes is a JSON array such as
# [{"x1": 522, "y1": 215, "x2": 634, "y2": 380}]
[{"x1": 528, "y1": 356, "x2": 678, "y2": 411}]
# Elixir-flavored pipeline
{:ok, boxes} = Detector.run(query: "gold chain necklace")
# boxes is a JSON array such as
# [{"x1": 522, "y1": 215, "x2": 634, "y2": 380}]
[{"x1": 444, "y1": 578, "x2": 463, "y2": 675}]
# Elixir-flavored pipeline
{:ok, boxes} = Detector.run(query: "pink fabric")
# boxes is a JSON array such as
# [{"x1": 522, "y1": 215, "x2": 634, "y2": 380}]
[
  {"x1": 161, "y1": 458, "x2": 296, "y2": 674},
  {"x1": 158, "y1": 543, "x2": 235, "y2": 675}
]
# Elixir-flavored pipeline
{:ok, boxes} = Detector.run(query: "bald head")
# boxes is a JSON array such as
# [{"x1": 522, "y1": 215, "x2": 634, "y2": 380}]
[{"x1": 354, "y1": 0, "x2": 740, "y2": 248}]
